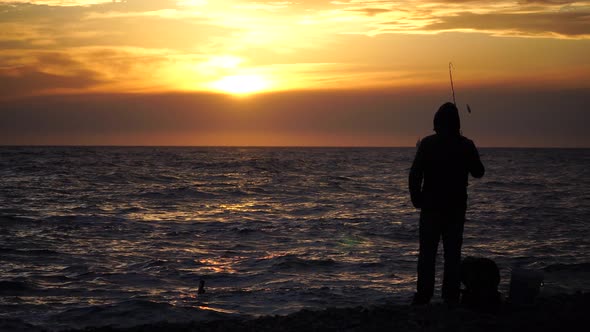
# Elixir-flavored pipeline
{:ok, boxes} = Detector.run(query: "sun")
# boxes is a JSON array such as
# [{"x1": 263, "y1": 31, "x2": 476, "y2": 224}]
[{"x1": 211, "y1": 75, "x2": 270, "y2": 95}]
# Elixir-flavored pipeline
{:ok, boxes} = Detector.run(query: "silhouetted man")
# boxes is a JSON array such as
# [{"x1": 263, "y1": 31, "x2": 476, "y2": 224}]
[{"x1": 409, "y1": 102, "x2": 485, "y2": 305}]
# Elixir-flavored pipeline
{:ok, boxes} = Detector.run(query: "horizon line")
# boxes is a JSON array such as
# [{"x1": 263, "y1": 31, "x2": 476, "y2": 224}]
[{"x1": 1, "y1": 145, "x2": 588, "y2": 149}]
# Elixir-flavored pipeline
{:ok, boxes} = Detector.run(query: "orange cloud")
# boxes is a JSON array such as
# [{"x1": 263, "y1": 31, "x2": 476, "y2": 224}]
[
  {"x1": 0, "y1": 0, "x2": 588, "y2": 98},
  {"x1": 420, "y1": 11, "x2": 590, "y2": 38}
]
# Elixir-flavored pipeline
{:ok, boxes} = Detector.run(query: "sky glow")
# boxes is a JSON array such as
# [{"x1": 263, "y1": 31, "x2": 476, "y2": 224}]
[{"x1": 0, "y1": 1, "x2": 588, "y2": 146}]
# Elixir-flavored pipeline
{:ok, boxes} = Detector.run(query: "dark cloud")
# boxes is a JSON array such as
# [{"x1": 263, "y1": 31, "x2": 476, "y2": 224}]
[
  {"x1": 95, "y1": 0, "x2": 179, "y2": 12},
  {"x1": 1, "y1": 86, "x2": 588, "y2": 147},
  {"x1": 34, "y1": 52, "x2": 83, "y2": 67},
  {"x1": 518, "y1": 1, "x2": 581, "y2": 4},
  {"x1": 427, "y1": 1, "x2": 580, "y2": 3},
  {"x1": 0, "y1": 92, "x2": 233, "y2": 136},
  {"x1": 0, "y1": 67, "x2": 104, "y2": 97},
  {"x1": 422, "y1": 11, "x2": 590, "y2": 37},
  {"x1": 0, "y1": 3, "x2": 80, "y2": 23},
  {"x1": 0, "y1": 90, "x2": 431, "y2": 136},
  {"x1": 0, "y1": 40, "x2": 35, "y2": 49},
  {"x1": 0, "y1": 1, "x2": 235, "y2": 50},
  {"x1": 0, "y1": 52, "x2": 105, "y2": 98},
  {"x1": 347, "y1": 8, "x2": 392, "y2": 16},
  {"x1": 0, "y1": 0, "x2": 190, "y2": 23}
]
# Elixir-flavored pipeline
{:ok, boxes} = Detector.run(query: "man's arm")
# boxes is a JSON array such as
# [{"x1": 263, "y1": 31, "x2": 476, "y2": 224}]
[
  {"x1": 409, "y1": 144, "x2": 425, "y2": 208},
  {"x1": 468, "y1": 141, "x2": 485, "y2": 178}
]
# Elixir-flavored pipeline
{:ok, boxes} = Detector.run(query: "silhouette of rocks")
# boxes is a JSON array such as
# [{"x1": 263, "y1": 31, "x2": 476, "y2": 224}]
[{"x1": 54, "y1": 292, "x2": 589, "y2": 332}]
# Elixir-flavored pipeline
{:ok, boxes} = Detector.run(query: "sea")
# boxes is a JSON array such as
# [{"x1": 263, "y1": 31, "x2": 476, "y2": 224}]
[{"x1": 1, "y1": 147, "x2": 589, "y2": 330}]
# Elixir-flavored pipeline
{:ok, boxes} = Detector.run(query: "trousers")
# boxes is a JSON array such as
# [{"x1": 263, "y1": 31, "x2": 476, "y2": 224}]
[{"x1": 417, "y1": 208, "x2": 465, "y2": 301}]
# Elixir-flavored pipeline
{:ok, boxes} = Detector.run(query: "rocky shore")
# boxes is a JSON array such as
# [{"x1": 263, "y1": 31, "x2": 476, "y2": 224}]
[{"x1": 3, "y1": 292, "x2": 585, "y2": 332}]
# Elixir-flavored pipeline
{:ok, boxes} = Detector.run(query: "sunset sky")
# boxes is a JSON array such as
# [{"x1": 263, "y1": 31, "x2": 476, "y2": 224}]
[{"x1": 1, "y1": 0, "x2": 589, "y2": 146}]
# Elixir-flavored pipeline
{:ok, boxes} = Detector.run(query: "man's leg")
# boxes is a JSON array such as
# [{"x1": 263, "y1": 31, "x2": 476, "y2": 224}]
[
  {"x1": 416, "y1": 209, "x2": 441, "y2": 303},
  {"x1": 441, "y1": 208, "x2": 465, "y2": 303}
]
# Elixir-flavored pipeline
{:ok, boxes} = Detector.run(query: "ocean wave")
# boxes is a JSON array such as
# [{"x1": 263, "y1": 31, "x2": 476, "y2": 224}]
[
  {"x1": 0, "y1": 318, "x2": 43, "y2": 332},
  {"x1": 49, "y1": 300, "x2": 234, "y2": 330},
  {"x1": 358, "y1": 262, "x2": 386, "y2": 269},
  {"x1": 138, "y1": 187, "x2": 219, "y2": 200},
  {"x1": 0, "y1": 248, "x2": 61, "y2": 256},
  {"x1": 0, "y1": 215, "x2": 34, "y2": 223},
  {"x1": 118, "y1": 206, "x2": 146, "y2": 214},
  {"x1": 544, "y1": 263, "x2": 590, "y2": 273},
  {"x1": 268, "y1": 255, "x2": 337, "y2": 271},
  {"x1": 483, "y1": 180, "x2": 547, "y2": 190},
  {"x1": 229, "y1": 227, "x2": 262, "y2": 234},
  {"x1": 125, "y1": 259, "x2": 175, "y2": 272},
  {"x1": 0, "y1": 280, "x2": 38, "y2": 295},
  {"x1": 327, "y1": 175, "x2": 354, "y2": 182}
]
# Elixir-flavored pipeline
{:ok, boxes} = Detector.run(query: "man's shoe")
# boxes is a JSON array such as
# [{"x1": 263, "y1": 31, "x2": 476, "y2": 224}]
[
  {"x1": 411, "y1": 293, "x2": 431, "y2": 306},
  {"x1": 443, "y1": 297, "x2": 460, "y2": 309}
]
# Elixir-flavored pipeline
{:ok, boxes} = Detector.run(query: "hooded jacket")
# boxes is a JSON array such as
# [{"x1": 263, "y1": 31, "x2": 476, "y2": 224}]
[{"x1": 409, "y1": 103, "x2": 485, "y2": 210}]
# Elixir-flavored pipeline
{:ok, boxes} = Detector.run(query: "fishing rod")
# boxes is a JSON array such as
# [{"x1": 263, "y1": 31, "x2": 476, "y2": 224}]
[
  {"x1": 449, "y1": 62, "x2": 457, "y2": 106},
  {"x1": 419, "y1": 62, "x2": 472, "y2": 147},
  {"x1": 449, "y1": 62, "x2": 471, "y2": 113}
]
